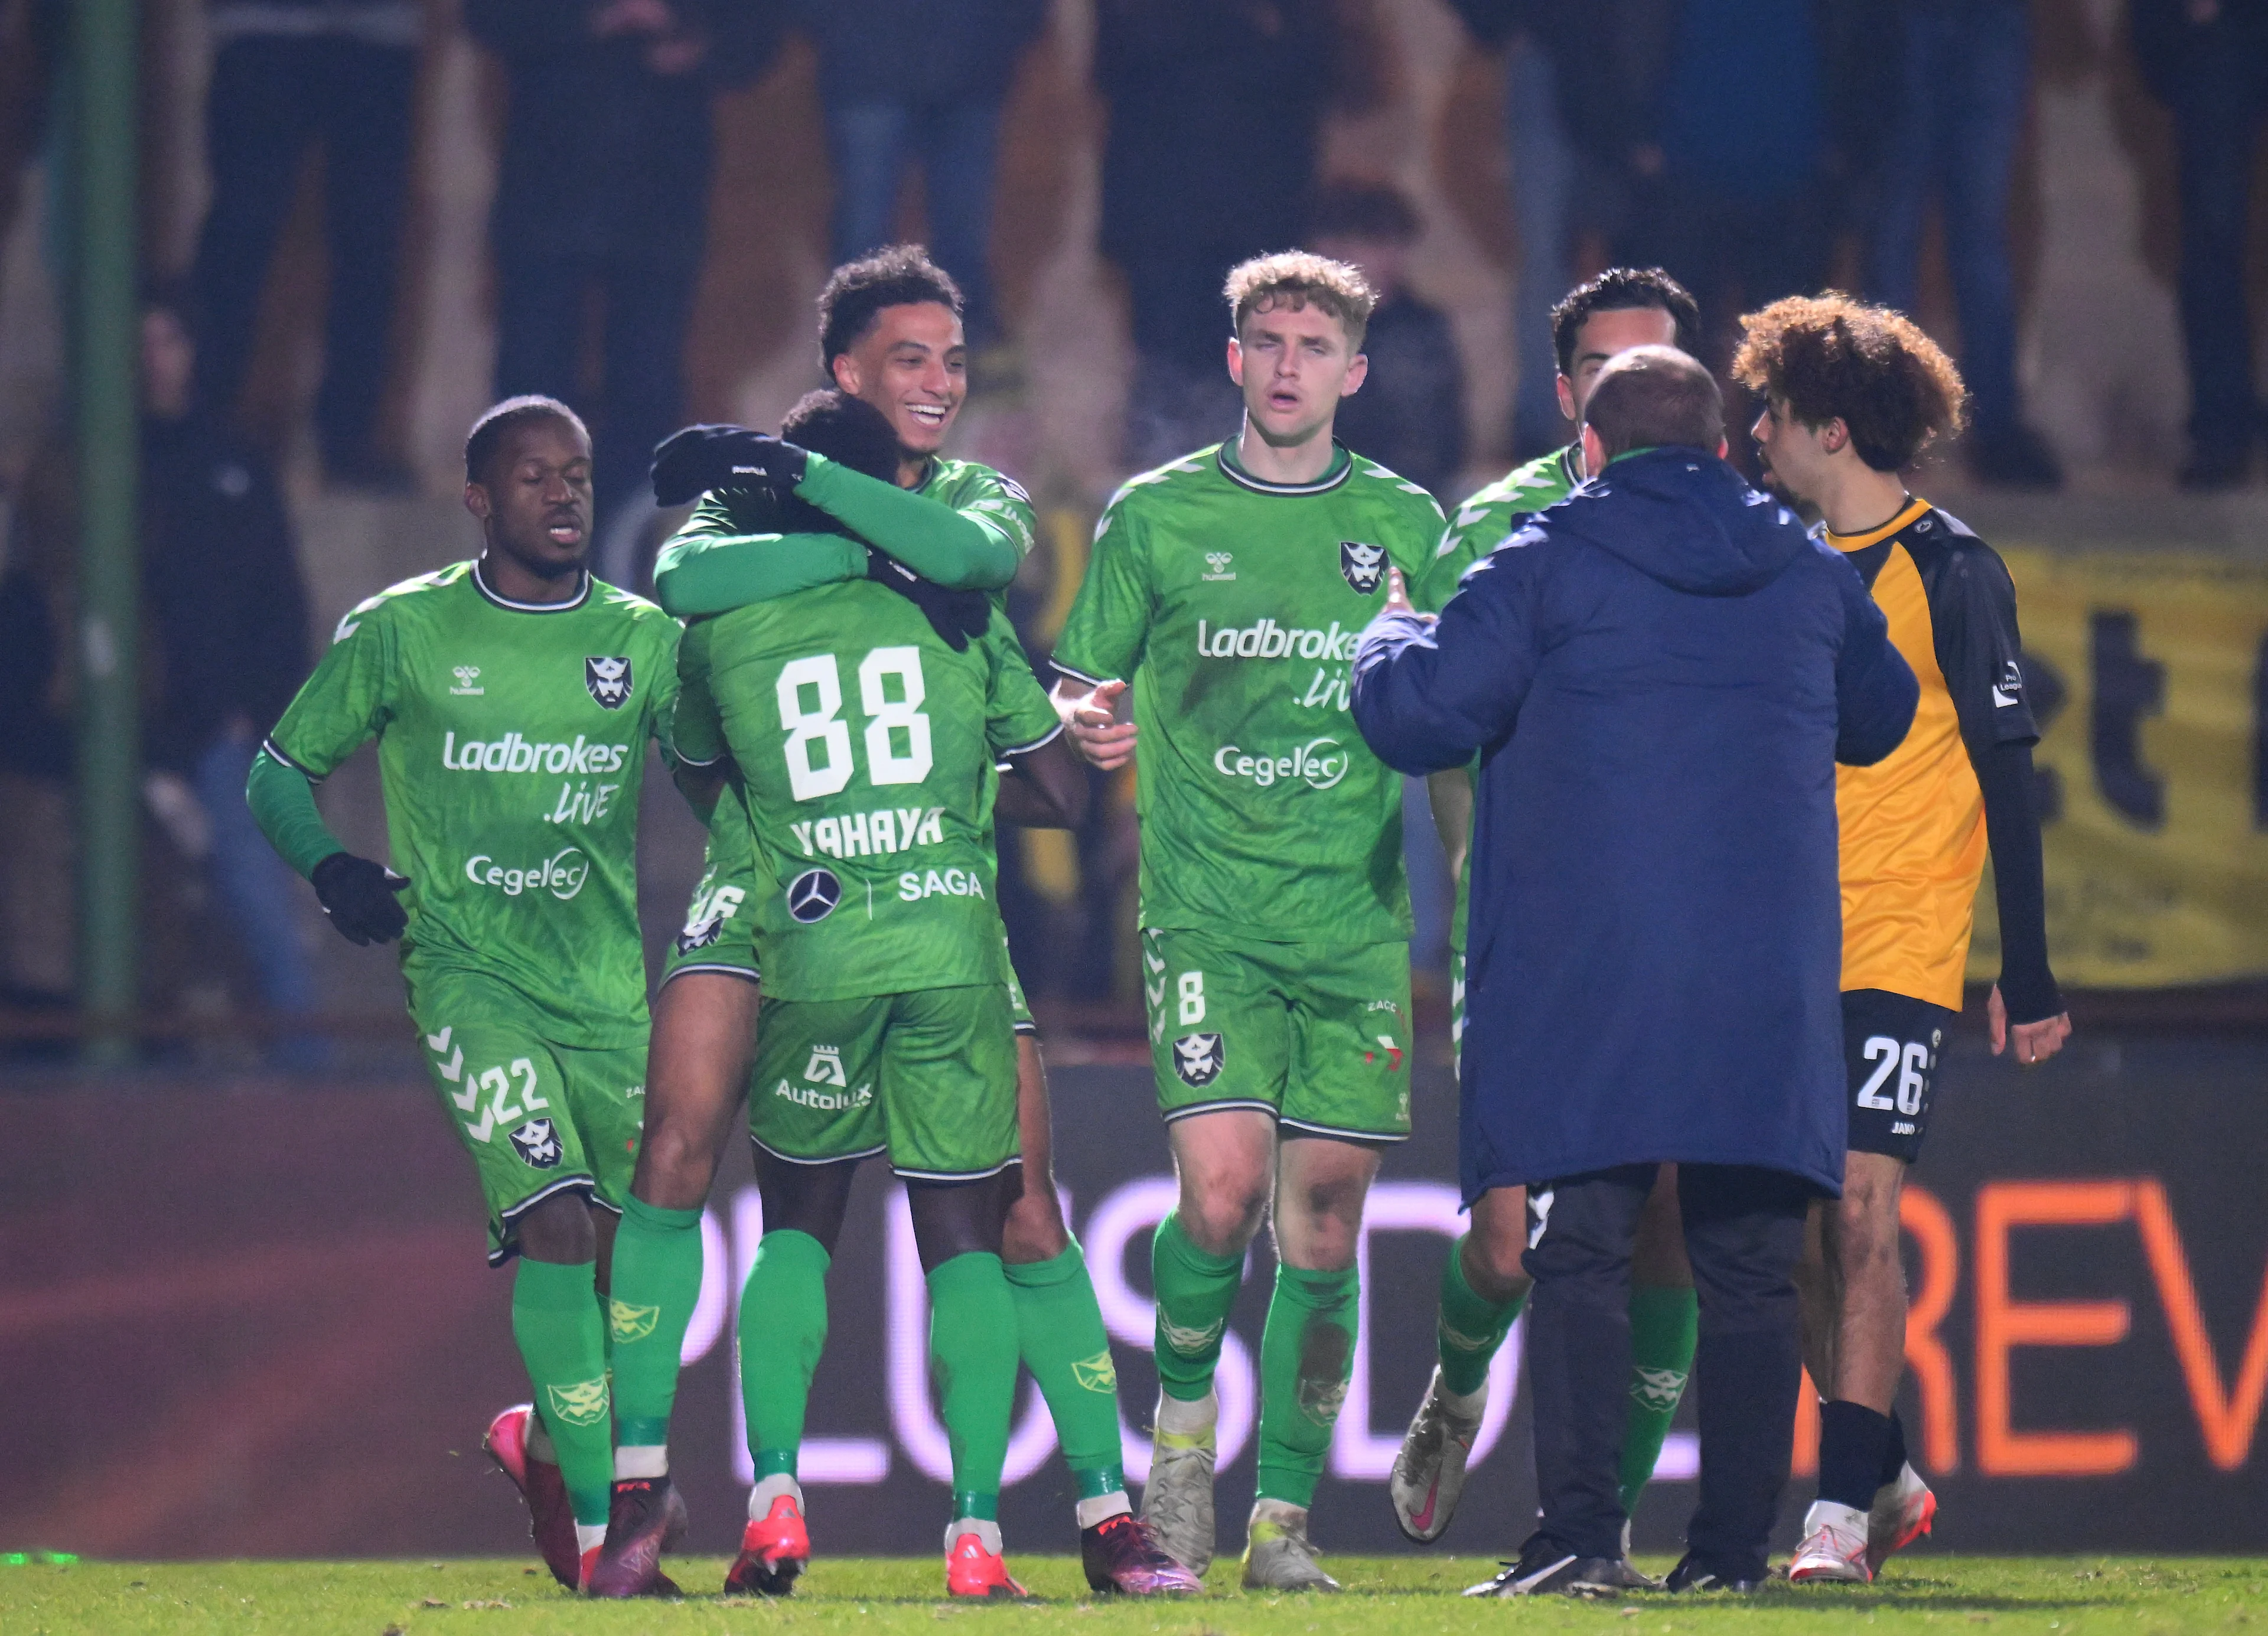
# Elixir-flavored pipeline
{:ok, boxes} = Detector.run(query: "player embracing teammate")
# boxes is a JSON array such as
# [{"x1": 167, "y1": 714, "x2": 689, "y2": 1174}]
[
  {"x1": 587, "y1": 249, "x2": 1198, "y2": 1601},
  {"x1": 1051, "y1": 253, "x2": 1445, "y2": 1589}
]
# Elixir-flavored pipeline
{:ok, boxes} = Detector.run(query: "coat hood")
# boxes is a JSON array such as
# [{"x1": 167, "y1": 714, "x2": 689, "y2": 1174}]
[{"x1": 1543, "y1": 447, "x2": 1814, "y2": 597}]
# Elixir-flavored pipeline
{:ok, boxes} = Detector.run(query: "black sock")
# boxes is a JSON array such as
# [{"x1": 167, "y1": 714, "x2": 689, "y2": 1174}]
[
  {"x1": 1880, "y1": 1408, "x2": 1909, "y2": 1488},
  {"x1": 1817, "y1": 1400, "x2": 1893, "y2": 1511}
]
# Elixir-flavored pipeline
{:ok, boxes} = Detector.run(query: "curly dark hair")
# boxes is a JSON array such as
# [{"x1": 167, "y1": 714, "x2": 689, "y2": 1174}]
[
  {"x1": 816, "y1": 245, "x2": 964, "y2": 369},
  {"x1": 1550, "y1": 268, "x2": 1700, "y2": 377},
  {"x1": 1731, "y1": 294, "x2": 1969, "y2": 472}
]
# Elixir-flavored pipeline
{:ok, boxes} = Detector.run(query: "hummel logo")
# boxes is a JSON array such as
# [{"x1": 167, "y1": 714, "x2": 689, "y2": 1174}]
[
  {"x1": 1203, "y1": 552, "x2": 1236, "y2": 582},
  {"x1": 451, "y1": 664, "x2": 484, "y2": 695}
]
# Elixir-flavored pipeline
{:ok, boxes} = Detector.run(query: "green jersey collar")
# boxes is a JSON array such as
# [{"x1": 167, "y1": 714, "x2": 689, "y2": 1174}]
[
  {"x1": 472, "y1": 558, "x2": 591, "y2": 613},
  {"x1": 1216, "y1": 439, "x2": 1353, "y2": 497}
]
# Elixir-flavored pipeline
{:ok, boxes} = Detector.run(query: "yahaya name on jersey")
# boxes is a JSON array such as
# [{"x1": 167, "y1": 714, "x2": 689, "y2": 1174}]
[
  {"x1": 674, "y1": 579, "x2": 1060, "y2": 1002},
  {"x1": 263, "y1": 561, "x2": 681, "y2": 1046},
  {"x1": 1051, "y1": 442, "x2": 1444, "y2": 943}
]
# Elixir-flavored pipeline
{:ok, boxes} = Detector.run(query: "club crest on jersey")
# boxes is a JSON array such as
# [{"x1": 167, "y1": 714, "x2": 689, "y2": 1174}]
[
  {"x1": 584, "y1": 655, "x2": 632, "y2": 710},
  {"x1": 1339, "y1": 540, "x2": 1386, "y2": 595},
  {"x1": 1172, "y1": 1031, "x2": 1224, "y2": 1087},
  {"x1": 509, "y1": 1117, "x2": 561, "y2": 1168},
  {"x1": 787, "y1": 868, "x2": 842, "y2": 924}
]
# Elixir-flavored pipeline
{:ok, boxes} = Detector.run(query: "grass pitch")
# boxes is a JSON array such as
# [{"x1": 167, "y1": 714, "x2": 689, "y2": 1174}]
[{"x1": 4, "y1": 1557, "x2": 2260, "y2": 1635}]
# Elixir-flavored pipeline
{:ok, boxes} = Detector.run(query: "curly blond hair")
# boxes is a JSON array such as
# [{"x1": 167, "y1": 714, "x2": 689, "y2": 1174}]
[
  {"x1": 1224, "y1": 252, "x2": 1376, "y2": 350},
  {"x1": 1732, "y1": 293, "x2": 1969, "y2": 472}
]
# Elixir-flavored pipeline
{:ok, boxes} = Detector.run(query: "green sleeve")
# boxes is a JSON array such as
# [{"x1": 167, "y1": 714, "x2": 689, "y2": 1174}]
[
  {"x1": 651, "y1": 512, "x2": 868, "y2": 617},
  {"x1": 982, "y1": 615, "x2": 1066, "y2": 758},
  {"x1": 246, "y1": 746, "x2": 347, "y2": 879},
  {"x1": 1050, "y1": 494, "x2": 1152, "y2": 685},
  {"x1": 268, "y1": 595, "x2": 396, "y2": 777},
  {"x1": 670, "y1": 623, "x2": 729, "y2": 769},
  {"x1": 643, "y1": 618, "x2": 685, "y2": 761},
  {"x1": 796, "y1": 452, "x2": 1020, "y2": 590}
]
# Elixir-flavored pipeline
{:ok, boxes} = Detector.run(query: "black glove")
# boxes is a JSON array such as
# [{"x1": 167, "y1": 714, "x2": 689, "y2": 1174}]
[
  {"x1": 311, "y1": 852, "x2": 410, "y2": 946},
  {"x1": 650, "y1": 424, "x2": 810, "y2": 507},
  {"x1": 866, "y1": 550, "x2": 991, "y2": 652}
]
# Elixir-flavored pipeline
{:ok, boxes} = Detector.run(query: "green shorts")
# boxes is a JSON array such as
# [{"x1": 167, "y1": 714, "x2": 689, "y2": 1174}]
[
  {"x1": 748, "y1": 985, "x2": 1021, "y2": 1181},
  {"x1": 1142, "y1": 927, "x2": 1413, "y2": 1142},
  {"x1": 664, "y1": 867, "x2": 1037, "y2": 1036},
  {"x1": 664, "y1": 856, "x2": 762, "y2": 987},
  {"x1": 409, "y1": 970, "x2": 647, "y2": 1266}
]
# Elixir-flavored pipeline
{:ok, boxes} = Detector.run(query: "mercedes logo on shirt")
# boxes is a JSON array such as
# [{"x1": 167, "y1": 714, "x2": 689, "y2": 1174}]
[{"x1": 786, "y1": 868, "x2": 842, "y2": 924}]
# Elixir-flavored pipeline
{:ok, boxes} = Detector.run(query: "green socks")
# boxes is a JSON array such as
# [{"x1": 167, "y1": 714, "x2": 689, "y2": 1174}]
[
  {"x1": 1151, "y1": 1209, "x2": 1243, "y2": 1401},
  {"x1": 607, "y1": 1197, "x2": 705, "y2": 1452},
  {"x1": 739, "y1": 1229, "x2": 832, "y2": 1478},
  {"x1": 927, "y1": 1251, "x2": 1021, "y2": 1520},
  {"x1": 1255, "y1": 1263, "x2": 1358, "y2": 1508},
  {"x1": 1005, "y1": 1240, "x2": 1127, "y2": 1496},
  {"x1": 512, "y1": 1257, "x2": 614, "y2": 1528},
  {"x1": 1619, "y1": 1283, "x2": 1699, "y2": 1514},
  {"x1": 1436, "y1": 1233, "x2": 1527, "y2": 1398}
]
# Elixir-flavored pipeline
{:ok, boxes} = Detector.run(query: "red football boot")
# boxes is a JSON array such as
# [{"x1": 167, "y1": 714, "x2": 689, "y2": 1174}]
[
  {"x1": 725, "y1": 1492, "x2": 812, "y2": 1596},
  {"x1": 946, "y1": 1528, "x2": 1029, "y2": 1599},
  {"x1": 483, "y1": 1404, "x2": 579, "y2": 1589}
]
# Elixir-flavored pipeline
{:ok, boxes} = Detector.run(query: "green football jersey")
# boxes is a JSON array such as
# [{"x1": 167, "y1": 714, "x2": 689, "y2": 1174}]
[
  {"x1": 1415, "y1": 443, "x2": 1581, "y2": 952},
  {"x1": 1051, "y1": 441, "x2": 1444, "y2": 943},
  {"x1": 674, "y1": 585, "x2": 1060, "y2": 1002},
  {"x1": 266, "y1": 561, "x2": 681, "y2": 1047},
  {"x1": 1415, "y1": 442, "x2": 1582, "y2": 614},
  {"x1": 918, "y1": 455, "x2": 1037, "y2": 559}
]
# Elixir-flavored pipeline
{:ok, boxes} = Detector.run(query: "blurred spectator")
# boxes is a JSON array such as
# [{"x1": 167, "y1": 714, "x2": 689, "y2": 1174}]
[
  {"x1": 1444, "y1": 0, "x2": 1588, "y2": 458},
  {"x1": 1867, "y1": 1, "x2": 2061, "y2": 490},
  {"x1": 800, "y1": 0, "x2": 1045, "y2": 360},
  {"x1": 141, "y1": 294, "x2": 323, "y2": 1063},
  {"x1": 1, "y1": 294, "x2": 320, "y2": 1051},
  {"x1": 1588, "y1": 0, "x2": 1882, "y2": 368},
  {"x1": 190, "y1": 0, "x2": 421, "y2": 491},
  {"x1": 1096, "y1": 0, "x2": 1337, "y2": 467},
  {"x1": 2132, "y1": 0, "x2": 2268, "y2": 488},
  {"x1": 1309, "y1": 180, "x2": 1467, "y2": 498},
  {"x1": 467, "y1": 0, "x2": 782, "y2": 540}
]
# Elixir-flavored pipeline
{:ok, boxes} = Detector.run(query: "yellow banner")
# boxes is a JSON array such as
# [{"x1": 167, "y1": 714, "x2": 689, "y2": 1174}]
[{"x1": 1968, "y1": 548, "x2": 2268, "y2": 988}]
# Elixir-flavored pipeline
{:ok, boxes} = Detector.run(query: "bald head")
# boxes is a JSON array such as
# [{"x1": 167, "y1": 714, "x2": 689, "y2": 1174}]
[{"x1": 1583, "y1": 345, "x2": 1724, "y2": 461}]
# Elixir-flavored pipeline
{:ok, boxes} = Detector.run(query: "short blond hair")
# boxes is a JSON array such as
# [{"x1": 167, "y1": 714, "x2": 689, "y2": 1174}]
[{"x1": 1224, "y1": 252, "x2": 1376, "y2": 350}]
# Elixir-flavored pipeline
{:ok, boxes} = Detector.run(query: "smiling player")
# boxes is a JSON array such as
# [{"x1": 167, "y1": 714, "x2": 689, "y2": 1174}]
[
  {"x1": 245, "y1": 396, "x2": 683, "y2": 1593},
  {"x1": 1051, "y1": 253, "x2": 1445, "y2": 1591},
  {"x1": 589, "y1": 252, "x2": 1195, "y2": 1599}
]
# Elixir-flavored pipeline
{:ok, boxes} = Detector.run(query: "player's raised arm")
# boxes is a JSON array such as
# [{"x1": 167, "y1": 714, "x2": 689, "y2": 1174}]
[{"x1": 1352, "y1": 558, "x2": 1542, "y2": 777}]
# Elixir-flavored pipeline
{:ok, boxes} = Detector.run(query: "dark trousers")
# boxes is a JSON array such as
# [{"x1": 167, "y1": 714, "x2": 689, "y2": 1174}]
[
  {"x1": 491, "y1": 236, "x2": 702, "y2": 528},
  {"x1": 2166, "y1": 32, "x2": 2268, "y2": 454},
  {"x1": 1523, "y1": 1162, "x2": 1813, "y2": 1575},
  {"x1": 825, "y1": 96, "x2": 1005, "y2": 346},
  {"x1": 1865, "y1": 0, "x2": 2031, "y2": 436},
  {"x1": 191, "y1": 38, "x2": 416, "y2": 460}
]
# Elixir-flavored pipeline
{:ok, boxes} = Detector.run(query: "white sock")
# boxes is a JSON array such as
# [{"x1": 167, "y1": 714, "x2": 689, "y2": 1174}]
[
  {"x1": 750, "y1": 1473, "x2": 804, "y2": 1517},
  {"x1": 1804, "y1": 1498, "x2": 1869, "y2": 1537},
  {"x1": 944, "y1": 1517, "x2": 1003, "y2": 1554},
  {"x1": 1155, "y1": 1389, "x2": 1218, "y2": 1436},
  {"x1": 614, "y1": 1444, "x2": 667, "y2": 1481},
  {"x1": 1435, "y1": 1372, "x2": 1488, "y2": 1419},
  {"x1": 1076, "y1": 1491, "x2": 1132, "y2": 1529},
  {"x1": 575, "y1": 1521, "x2": 606, "y2": 1555},
  {"x1": 526, "y1": 1419, "x2": 558, "y2": 1464}
]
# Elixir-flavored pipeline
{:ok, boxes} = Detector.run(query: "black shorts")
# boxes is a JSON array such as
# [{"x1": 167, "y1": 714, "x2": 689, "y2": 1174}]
[{"x1": 1842, "y1": 989, "x2": 1955, "y2": 1164}]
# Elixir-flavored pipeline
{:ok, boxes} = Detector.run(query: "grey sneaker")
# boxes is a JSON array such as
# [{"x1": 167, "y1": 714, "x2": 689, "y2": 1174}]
[
  {"x1": 1139, "y1": 1396, "x2": 1217, "y2": 1578},
  {"x1": 1240, "y1": 1503, "x2": 1340, "y2": 1592},
  {"x1": 1389, "y1": 1367, "x2": 1484, "y2": 1543}
]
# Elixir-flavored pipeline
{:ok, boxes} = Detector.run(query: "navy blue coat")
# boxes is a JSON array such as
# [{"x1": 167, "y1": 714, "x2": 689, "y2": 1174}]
[{"x1": 1351, "y1": 448, "x2": 1917, "y2": 1200}]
